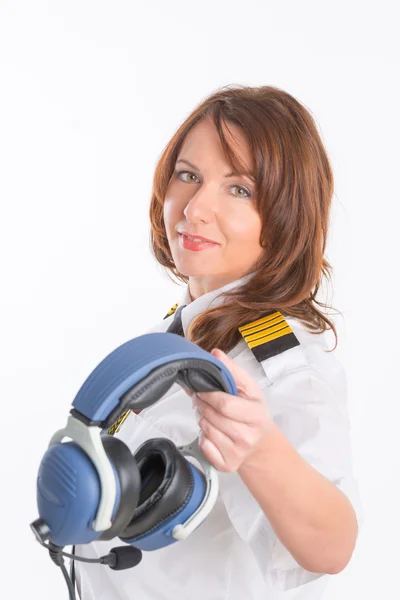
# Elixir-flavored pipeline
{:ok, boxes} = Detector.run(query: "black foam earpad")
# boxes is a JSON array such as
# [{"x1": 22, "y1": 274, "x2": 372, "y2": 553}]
[
  {"x1": 120, "y1": 438, "x2": 196, "y2": 541},
  {"x1": 96, "y1": 435, "x2": 142, "y2": 541}
]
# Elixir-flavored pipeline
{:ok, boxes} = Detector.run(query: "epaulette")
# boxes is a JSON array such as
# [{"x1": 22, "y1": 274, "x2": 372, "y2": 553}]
[
  {"x1": 163, "y1": 302, "x2": 179, "y2": 320},
  {"x1": 107, "y1": 409, "x2": 131, "y2": 436},
  {"x1": 238, "y1": 310, "x2": 300, "y2": 362}
]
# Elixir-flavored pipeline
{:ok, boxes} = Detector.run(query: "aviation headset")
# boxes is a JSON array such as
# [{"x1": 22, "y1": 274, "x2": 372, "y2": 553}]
[{"x1": 31, "y1": 331, "x2": 238, "y2": 596}]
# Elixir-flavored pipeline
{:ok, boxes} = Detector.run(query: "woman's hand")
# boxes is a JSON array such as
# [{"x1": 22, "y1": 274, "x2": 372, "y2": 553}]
[{"x1": 184, "y1": 348, "x2": 274, "y2": 472}]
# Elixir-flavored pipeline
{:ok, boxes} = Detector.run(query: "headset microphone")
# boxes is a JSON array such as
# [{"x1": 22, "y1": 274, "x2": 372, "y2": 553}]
[
  {"x1": 31, "y1": 517, "x2": 142, "y2": 570},
  {"x1": 31, "y1": 519, "x2": 142, "y2": 600}
]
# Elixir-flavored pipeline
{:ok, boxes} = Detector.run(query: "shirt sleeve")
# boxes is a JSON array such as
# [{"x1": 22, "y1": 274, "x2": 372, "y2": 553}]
[{"x1": 217, "y1": 360, "x2": 363, "y2": 592}]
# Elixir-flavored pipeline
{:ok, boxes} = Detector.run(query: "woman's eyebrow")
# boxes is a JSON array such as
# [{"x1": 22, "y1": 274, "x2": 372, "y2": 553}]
[{"x1": 176, "y1": 158, "x2": 256, "y2": 182}]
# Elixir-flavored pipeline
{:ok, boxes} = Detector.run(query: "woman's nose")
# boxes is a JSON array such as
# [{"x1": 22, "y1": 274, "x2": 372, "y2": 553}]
[{"x1": 183, "y1": 184, "x2": 218, "y2": 223}]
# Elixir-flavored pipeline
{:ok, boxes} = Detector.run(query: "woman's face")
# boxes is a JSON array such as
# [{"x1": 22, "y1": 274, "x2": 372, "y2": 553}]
[{"x1": 163, "y1": 117, "x2": 264, "y2": 298}]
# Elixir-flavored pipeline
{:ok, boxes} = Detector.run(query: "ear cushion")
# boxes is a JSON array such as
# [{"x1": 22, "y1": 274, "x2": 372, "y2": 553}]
[
  {"x1": 96, "y1": 436, "x2": 141, "y2": 541},
  {"x1": 120, "y1": 438, "x2": 194, "y2": 541}
]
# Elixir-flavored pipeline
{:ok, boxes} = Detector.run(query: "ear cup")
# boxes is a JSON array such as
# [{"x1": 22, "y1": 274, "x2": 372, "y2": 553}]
[
  {"x1": 120, "y1": 438, "x2": 196, "y2": 541},
  {"x1": 96, "y1": 436, "x2": 142, "y2": 541}
]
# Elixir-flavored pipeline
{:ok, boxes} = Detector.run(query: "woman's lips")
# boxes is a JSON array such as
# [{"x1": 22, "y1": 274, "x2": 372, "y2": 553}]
[{"x1": 178, "y1": 233, "x2": 220, "y2": 252}]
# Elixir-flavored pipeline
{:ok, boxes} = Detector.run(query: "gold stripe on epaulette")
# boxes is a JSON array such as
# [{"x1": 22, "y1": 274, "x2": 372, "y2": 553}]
[
  {"x1": 107, "y1": 409, "x2": 131, "y2": 436},
  {"x1": 238, "y1": 311, "x2": 300, "y2": 362},
  {"x1": 163, "y1": 302, "x2": 179, "y2": 320}
]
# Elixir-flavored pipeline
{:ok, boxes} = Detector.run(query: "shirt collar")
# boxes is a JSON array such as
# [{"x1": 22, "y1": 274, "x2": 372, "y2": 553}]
[{"x1": 176, "y1": 273, "x2": 254, "y2": 337}]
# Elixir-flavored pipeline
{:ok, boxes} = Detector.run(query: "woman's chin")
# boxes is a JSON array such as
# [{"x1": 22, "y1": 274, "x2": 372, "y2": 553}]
[
  {"x1": 176, "y1": 266, "x2": 213, "y2": 278},
  {"x1": 174, "y1": 258, "x2": 216, "y2": 278}
]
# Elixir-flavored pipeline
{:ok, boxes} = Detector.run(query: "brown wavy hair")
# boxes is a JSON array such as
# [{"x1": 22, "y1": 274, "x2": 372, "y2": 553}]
[{"x1": 149, "y1": 84, "x2": 339, "y2": 354}]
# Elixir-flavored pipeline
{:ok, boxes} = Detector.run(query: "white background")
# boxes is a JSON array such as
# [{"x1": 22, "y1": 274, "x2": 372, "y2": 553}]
[{"x1": 0, "y1": 1, "x2": 398, "y2": 598}]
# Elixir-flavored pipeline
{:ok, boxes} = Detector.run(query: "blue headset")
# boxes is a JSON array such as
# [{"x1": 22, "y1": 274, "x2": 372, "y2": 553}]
[{"x1": 32, "y1": 332, "x2": 238, "y2": 552}]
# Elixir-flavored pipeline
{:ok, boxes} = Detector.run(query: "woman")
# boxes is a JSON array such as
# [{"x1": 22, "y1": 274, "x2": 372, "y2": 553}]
[{"x1": 75, "y1": 84, "x2": 362, "y2": 599}]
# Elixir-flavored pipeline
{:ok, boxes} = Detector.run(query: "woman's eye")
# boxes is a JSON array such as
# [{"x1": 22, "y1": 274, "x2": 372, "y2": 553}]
[
  {"x1": 231, "y1": 185, "x2": 251, "y2": 199},
  {"x1": 177, "y1": 170, "x2": 199, "y2": 183}
]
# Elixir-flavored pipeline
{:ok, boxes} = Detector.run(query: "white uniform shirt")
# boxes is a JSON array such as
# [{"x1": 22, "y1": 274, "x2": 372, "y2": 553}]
[{"x1": 75, "y1": 276, "x2": 362, "y2": 600}]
